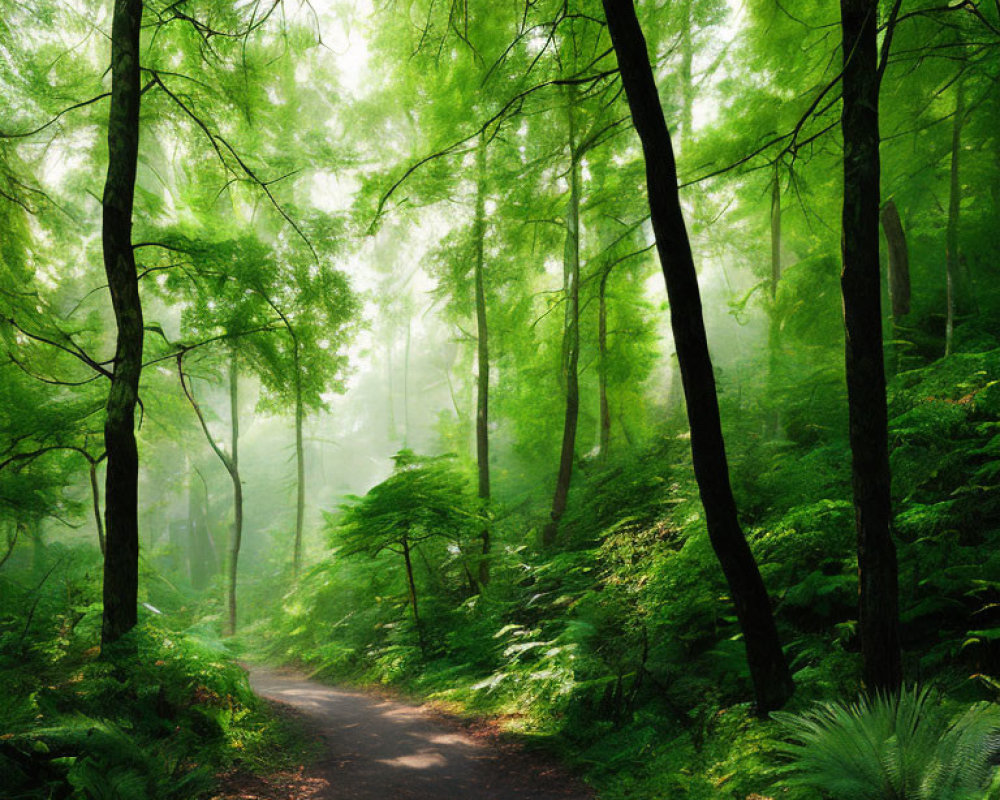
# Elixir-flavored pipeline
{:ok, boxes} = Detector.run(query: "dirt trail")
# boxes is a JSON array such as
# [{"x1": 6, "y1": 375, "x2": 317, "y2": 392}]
[{"x1": 241, "y1": 666, "x2": 595, "y2": 800}]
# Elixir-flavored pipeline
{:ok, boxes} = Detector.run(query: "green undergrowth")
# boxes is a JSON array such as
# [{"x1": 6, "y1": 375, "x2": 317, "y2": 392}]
[
  {"x1": 0, "y1": 564, "x2": 305, "y2": 800},
  {"x1": 251, "y1": 347, "x2": 1000, "y2": 799}
]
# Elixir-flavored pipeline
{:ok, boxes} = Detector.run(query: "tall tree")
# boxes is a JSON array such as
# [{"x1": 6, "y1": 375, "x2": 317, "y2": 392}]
[
  {"x1": 601, "y1": 0, "x2": 794, "y2": 713},
  {"x1": 945, "y1": 79, "x2": 965, "y2": 357},
  {"x1": 543, "y1": 88, "x2": 582, "y2": 548},
  {"x1": 473, "y1": 134, "x2": 492, "y2": 585},
  {"x1": 100, "y1": 0, "x2": 144, "y2": 649},
  {"x1": 839, "y1": 0, "x2": 901, "y2": 693},
  {"x1": 178, "y1": 349, "x2": 243, "y2": 635}
]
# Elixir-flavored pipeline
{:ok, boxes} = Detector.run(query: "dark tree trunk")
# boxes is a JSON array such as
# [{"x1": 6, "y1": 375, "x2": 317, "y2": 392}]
[
  {"x1": 100, "y1": 0, "x2": 144, "y2": 649},
  {"x1": 839, "y1": 0, "x2": 901, "y2": 694},
  {"x1": 401, "y1": 536, "x2": 424, "y2": 652},
  {"x1": 945, "y1": 80, "x2": 965, "y2": 356},
  {"x1": 881, "y1": 199, "x2": 910, "y2": 320},
  {"x1": 473, "y1": 134, "x2": 492, "y2": 586},
  {"x1": 601, "y1": 0, "x2": 794, "y2": 714},
  {"x1": 542, "y1": 92, "x2": 582, "y2": 548},
  {"x1": 90, "y1": 461, "x2": 105, "y2": 556},
  {"x1": 293, "y1": 353, "x2": 305, "y2": 576}
]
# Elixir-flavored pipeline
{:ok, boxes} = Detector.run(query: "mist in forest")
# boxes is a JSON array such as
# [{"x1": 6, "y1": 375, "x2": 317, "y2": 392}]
[{"x1": 4, "y1": 0, "x2": 1000, "y2": 798}]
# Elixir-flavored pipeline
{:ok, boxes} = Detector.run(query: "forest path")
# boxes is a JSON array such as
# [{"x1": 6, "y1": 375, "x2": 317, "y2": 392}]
[{"x1": 238, "y1": 666, "x2": 595, "y2": 800}]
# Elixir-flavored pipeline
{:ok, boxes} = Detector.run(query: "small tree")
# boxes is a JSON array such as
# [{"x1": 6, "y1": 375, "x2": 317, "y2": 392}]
[{"x1": 333, "y1": 451, "x2": 476, "y2": 653}]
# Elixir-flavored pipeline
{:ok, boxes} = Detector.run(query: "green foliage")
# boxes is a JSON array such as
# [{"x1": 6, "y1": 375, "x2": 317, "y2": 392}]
[
  {"x1": 774, "y1": 688, "x2": 1000, "y2": 800},
  {"x1": 0, "y1": 551, "x2": 301, "y2": 800}
]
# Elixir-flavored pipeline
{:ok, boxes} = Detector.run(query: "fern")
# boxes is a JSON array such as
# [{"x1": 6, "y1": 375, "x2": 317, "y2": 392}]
[{"x1": 773, "y1": 687, "x2": 1000, "y2": 800}]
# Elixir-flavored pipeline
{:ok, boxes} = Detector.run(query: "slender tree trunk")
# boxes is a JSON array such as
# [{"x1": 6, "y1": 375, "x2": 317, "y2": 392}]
[
  {"x1": 293, "y1": 355, "x2": 305, "y2": 576},
  {"x1": 90, "y1": 461, "x2": 105, "y2": 556},
  {"x1": 473, "y1": 134, "x2": 492, "y2": 586},
  {"x1": 839, "y1": 0, "x2": 901, "y2": 694},
  {"x1": 767, "y1": 170, "x2": 782, "y2": 436},
  {"x1": 177, "y1": 352, "x2": 243, "y2": 635},
  {"x1": 602, "y1": 0, "x2": 794, "y2": 714},
  {"x1": 401, "y1": 536, "x2": 424, "y2": 652},
  {"x1": 226, "y1": 351, "x2": 242, "y2": 636},
  {"x1": 187, "y1": 460, "x2": 215, "y2": 589},
  {"x1": 881, "y1": 199, "x2": 910, "y2": 372},
  {"x1": 881, "y1": 200, "x2": 910, "y2": 320},
  {"x1": 542, "y1": 91, "x2": 582, "y2": 547},
  {"x1": 100, "y1": 0, "x2": 144, "y2": 649},
  {"x1": 599, "y1": 269, "x2": 612, "y2": 460},
  {"x1": 386, "y1": 338, "x2": 397, "y2": 441},
  {"x1": 945, "y1": 80, "x2": 964, "y2": 357},
  {"x1": 678, "y1": 0, "x2": 695, "y2": 148},
  {"x1": 403, "y1": 318, "x2": 411, "y2": 448}
]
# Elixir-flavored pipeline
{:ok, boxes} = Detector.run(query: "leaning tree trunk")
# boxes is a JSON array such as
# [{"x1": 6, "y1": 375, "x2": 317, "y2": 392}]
[
  {"x1": 473, "y1": 134, "x2": 492, "y2": 586},
  {"x1": 839, "y1": 0, "x2": 901, "y2": 694},
  {"x1": 542, "y1": 90, "x2": 582, "y2": 548},
  {"x1": 601, "y1": 0, "x2": 794, "y2": 714},
  {"x1": 100, "y1": 0, "x2": 144, "y2": 649},
  {"x1": 89, "y1": 459, "x2": 105, "y2": 556}
]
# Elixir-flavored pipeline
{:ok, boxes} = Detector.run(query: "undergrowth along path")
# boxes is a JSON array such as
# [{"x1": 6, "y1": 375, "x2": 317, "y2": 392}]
[{"x1": 241, "y1": 666, "x2": 595, "y2": 800}]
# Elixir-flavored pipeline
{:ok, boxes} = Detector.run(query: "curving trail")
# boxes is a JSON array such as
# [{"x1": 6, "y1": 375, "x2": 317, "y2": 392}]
[{"x1": 245, "y1": 666, "x2": 595, "y2": 800}]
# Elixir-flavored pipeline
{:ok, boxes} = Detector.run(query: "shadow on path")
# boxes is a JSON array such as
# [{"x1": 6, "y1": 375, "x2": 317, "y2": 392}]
[{"x1": 246, "y1": 666, "x2": 595, "y2": 800}]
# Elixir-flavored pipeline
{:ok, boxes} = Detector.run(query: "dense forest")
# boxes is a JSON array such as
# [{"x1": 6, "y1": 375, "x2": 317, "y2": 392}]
[{"x1": 2, "y1": 0, "x2": 1000, "y2": 798}]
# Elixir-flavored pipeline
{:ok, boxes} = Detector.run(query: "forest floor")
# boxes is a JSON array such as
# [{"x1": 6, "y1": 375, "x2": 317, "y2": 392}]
[{"x1": 211, "y1": 666, "x2": 595, "y2": 800}]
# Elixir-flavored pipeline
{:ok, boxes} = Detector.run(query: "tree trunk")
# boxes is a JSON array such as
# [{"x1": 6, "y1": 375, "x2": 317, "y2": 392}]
[
  {"x1": 542, "y1": 90, "x2": 582, "y2": 548},
  {"x1": 601, "y1": 0, "x2": 794, "y2": 714},
  {"x1": 839, "y1": 0, "x2": 901, "y2": 694},
  {"x1": 881, "y1": 199, "x2": 910, "y2": 373},
  {"x1": 473, "y1": 134, "x2": 492, "y2": 586},
  {"x1": 403, "y1": 318, "x2": 411, "y2": 448},
  {"x1": 767, "y1": 170, "x2": 782, "y2": 436},
  {"x1": 945, "y1": 80, "x2": 964, "y2": 357},
  {"x1": 881, "y1": 199, "x2": 910, "y2": 320},
  {"x1": 293, "y1": 357, "x2": 305, "y2": 576},
  {"x1": 401, "y1": 536, "x2": 424, "y2": 652},
  {"x1": 226, "y1": 350, "x2": 242, "y2": 636},
  {"x1": 187, "y1": 461, "x2": 215, "y2": 590},
  {"x1": 678, "y1": 0, "x2": 695, "y2": 148},
  {"x1": 598, "y1": 269, "x2": 612, "y2": 459},
  {"x1": 100, "y1": 0, "x2": 144, "y2": 650},
  {"x1": 90, "y1": 461, "x2": 105, "y2": 556}
]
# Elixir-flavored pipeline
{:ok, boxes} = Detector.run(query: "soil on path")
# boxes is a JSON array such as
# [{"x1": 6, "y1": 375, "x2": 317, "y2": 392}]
[{"x1": 215, "y1": 666, "x2": 595, "y2": 800}]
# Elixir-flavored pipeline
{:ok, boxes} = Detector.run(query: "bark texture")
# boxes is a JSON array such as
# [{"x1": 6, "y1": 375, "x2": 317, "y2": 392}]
[
  {"x1": 100, "y1": 0, "x2": 144, "y2": 649},
  {"x1": 839, "y1": 0, "x2": 902, "y2": 693},
  {"x1": 602, "y1": 0, "x2": 793, "y2": 713}
]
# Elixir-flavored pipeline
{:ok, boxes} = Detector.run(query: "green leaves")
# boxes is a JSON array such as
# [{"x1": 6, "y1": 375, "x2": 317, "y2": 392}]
[{"x1": 774, "y1": 687, "x2": 1000, "y2": 800}]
